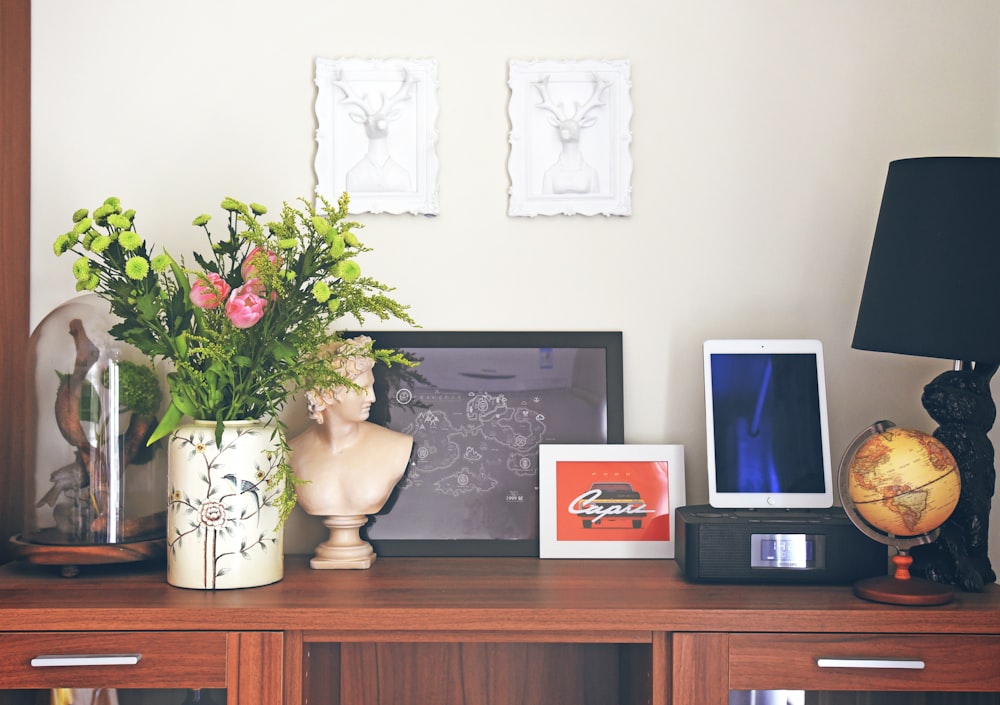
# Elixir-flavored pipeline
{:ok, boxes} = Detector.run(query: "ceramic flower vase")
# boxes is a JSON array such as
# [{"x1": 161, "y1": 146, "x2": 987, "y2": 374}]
[{"x1": 167, "y1": 420, "x2": 284, "y2": 589}]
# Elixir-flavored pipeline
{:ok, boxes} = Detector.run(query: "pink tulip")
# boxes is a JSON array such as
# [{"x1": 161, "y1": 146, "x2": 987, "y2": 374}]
[
  {"x1": 241, "y1": 247, "x2": 280, "y2": 280},
  {"x1": 242, "y1": 277, "x2": 266, "y2": 297},
  {"x1": 225, "y1": 284, "x2": 267, "y2": 329},
  {"x1": 241, "y1": 276, "x2": 279, "y2": 302},
  {"x1": 189, "y1": 272, "x2": 231, "y2": 310}
]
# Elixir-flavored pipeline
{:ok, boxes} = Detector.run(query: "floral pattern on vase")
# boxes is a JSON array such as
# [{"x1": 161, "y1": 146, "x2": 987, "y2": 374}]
[{"x1": 167, "y1": 420, "x2": 284, "y2": 589}]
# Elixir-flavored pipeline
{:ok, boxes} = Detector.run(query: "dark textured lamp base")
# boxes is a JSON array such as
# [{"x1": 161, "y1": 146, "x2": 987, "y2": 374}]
[{"x1": 913, "y1": 363, "x2": 998, "y2": 593}]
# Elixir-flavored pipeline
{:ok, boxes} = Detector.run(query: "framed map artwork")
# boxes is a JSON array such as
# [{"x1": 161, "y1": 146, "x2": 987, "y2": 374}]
[{"x1": 354, "y1": 331, "x2": 624, "y2": 556}]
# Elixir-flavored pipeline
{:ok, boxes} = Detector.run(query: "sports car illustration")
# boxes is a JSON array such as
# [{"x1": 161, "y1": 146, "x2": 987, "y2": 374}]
[{"x1": 580, "y1": 482, "x2": 648, "y2": 529}]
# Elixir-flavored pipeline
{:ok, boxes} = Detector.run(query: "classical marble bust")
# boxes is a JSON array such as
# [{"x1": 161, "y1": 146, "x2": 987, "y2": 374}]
[{"x1": 290, "y1": 336, "x2": 412, "y2": 569}]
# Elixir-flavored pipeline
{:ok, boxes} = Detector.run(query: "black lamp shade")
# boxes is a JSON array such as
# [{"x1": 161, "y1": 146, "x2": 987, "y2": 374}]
[{"x1": 853, "y1": 157, "x2": 1000, "y2": 364}]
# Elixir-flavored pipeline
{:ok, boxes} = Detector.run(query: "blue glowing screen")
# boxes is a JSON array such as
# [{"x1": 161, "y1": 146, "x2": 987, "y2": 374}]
[{"x1": 709, "y1": 353, "x2": 826, "y2": 494}]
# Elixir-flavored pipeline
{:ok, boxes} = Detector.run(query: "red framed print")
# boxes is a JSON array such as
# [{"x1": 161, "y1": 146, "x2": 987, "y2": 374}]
[{"x1": 539, "y1": 444, "x2": 685, "y2": 558}]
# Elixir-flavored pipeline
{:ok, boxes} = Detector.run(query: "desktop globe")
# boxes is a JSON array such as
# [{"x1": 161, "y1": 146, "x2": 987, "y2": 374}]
[
  {"x1": 839, "y1": 420, "x2": 960, "y2": 605},
  {"x1": 848, "y1": 425, "x2": 960, "y2": 537}
]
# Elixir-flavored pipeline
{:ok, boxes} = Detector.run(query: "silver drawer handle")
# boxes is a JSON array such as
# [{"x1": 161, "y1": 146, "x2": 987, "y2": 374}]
[
  {"x1": 31, "y1": 654, "x2": 141, "y2": 667},
  {"x1": 816, "y1": 658, "x2": 925, "y2": 670}
]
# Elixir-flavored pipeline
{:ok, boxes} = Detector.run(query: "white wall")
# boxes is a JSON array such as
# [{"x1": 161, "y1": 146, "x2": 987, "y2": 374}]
[{"x1": 31, "y1": 0, "x2": 1000, "y2": 563}]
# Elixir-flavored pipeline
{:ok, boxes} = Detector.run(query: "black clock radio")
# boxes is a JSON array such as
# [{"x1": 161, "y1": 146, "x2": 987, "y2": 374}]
[{"x1": 675, "y1": 504, "x2": 887, "y2": 584}]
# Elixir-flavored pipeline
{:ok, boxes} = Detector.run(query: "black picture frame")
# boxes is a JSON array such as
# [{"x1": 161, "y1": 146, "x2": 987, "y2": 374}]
[{"x1": 351, "y1": 331, "x2": 624, "y2": 557}]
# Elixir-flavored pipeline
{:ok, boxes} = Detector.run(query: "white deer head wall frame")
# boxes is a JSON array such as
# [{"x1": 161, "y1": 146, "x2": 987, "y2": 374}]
[
  {"x1": 508, "y1": 59, "x2": 633, "y2": 217},
  {"x1": 315, "y1": 58, "x2": 440, "y2": 215}
]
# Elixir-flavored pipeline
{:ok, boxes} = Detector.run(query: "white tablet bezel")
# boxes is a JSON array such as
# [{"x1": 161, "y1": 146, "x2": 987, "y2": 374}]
[{"x1": 703, "y1": 339, "x2": 834, "y2": 509}]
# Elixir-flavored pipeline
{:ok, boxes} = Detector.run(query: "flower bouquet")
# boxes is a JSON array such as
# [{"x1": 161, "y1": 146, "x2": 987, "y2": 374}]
[{"x1": 54, "y1": 193, "x2": 415, "y2": 522}]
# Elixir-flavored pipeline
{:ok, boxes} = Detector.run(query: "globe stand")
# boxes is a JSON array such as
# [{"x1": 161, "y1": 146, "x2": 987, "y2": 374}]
[
  {"x1": 839, "y1": 420, "x2": 960, "y2": 607},
  {"x1": 852, "y1": 550, "x2": 954, "y2": 606}
]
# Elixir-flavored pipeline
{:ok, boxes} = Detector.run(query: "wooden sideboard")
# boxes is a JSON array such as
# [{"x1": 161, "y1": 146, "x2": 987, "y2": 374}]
[{"x1": 0, "y1": 555, "x2": 998, "y2": 705}]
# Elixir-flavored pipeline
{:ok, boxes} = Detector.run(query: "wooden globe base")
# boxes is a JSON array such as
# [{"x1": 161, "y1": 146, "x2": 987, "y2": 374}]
[{"x1": 853, "y1": 553, "x2": 954, "y2": 606}]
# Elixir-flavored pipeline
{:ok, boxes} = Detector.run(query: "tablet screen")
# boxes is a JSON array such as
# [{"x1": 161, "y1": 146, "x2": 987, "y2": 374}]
[{"x1": 704, "y1": 339, "x2": 833, "y2": 509}]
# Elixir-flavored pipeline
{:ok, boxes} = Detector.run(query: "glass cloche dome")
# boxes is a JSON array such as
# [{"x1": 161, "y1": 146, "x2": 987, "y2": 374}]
[{"x1": 16, "y1": 294, "x2": 167, "y2": 573}]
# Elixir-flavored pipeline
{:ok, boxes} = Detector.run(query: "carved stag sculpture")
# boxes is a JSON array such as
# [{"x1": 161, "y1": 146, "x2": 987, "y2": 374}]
[
  {"x1": 532, "y1": 73, "x2": 611, "y2": 195},
  {"x1": 334, "y1": 70, "x2": 415, "y2": 193}
]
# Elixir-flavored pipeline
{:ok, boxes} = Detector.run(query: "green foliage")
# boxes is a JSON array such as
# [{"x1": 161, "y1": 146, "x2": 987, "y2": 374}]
[{"x1": 103, "y1": 360, "x2": 163, "y2": 417}]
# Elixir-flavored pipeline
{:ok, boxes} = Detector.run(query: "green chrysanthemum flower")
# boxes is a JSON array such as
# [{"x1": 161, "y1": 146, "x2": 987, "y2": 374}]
[
  {"x1": 53, "y1": 234, "x2": 72, "y2": 256},
  {"x1": 76, "y1": 273, "x2": 99, "y2": 291},
  {"x1": 312, "y1": 216, "x2": 332, "y2": 237},
  {"x1": 82, "y1": 232, "x2": 95, "y2": 249},
  {"x1": 118, "y1": 230, "x2": 142, "y2": 251},
  {"x1": 93, "y1": 204, "x2": 114, "y2": 225},
  {"x1": 328, "y1": 235, "x2": 346, "y2": 258},
  {"x1": 72, "y1": 217, "x2": 92, "y2": 235},
  {"x1": 90, "y1": 235, "x2": 112, "y2": 253},
  {"x1": 103, "y1": 196, "x2": 121, "y2": 210},
  {"x1": 276, "y1": 237, "x2": 297, "y2": 250},
  {"x1": 125, "y1": 256, "x2": 149, "y2": 280},
  {"x1": 71, "y1": 208, "x2": 89, "y2": 223},
  {"x1": 344, "y1": 231, "x2": 361, "y2": 248},
  {"x1": 249, "y1": 202, "x2": 267, "y2": 216},
  {"x1": 72, "y1": 257, "x2": 90, "y2": 281},
  {"x1": 334, "y1": 260, "x2": 361, "y2": 282},
  {"x1": 327, "y1": 298, "x2": 341, "y2": 313},
  {"x1": 150, "y1": 254, "x2": 172, "y2": 273},
  {"x1": 220, "y1": 197, "x2": 244, "y2": 213},
  {"x1": 107, "y1": 213, "x2": 131, "y2": 230},
  {"x1": 311, "y1": 281, "x2": 331, "y2": 303},
  {"x1": 192, "y1": 214, "x2": 211, "y2": 227}
]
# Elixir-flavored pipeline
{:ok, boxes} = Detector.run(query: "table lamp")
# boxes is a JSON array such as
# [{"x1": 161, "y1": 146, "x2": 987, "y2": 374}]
[{"x1": 852, "y1": 156, "x2": 1000, "y2": 592}]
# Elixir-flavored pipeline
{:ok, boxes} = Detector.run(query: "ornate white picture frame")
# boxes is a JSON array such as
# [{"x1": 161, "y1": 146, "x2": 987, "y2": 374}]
[
  {"x1": 508, "y1": 59, "x2": 632, "y2": 217},
  {"x1": 314, "y1": 57, "x2": 439, "y2": 215}
]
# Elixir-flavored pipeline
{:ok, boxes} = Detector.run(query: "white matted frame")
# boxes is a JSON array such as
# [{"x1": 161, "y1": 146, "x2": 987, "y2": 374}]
[
  {"x1": 314, "y1": 57, "x2": 439, "y2": 215},
  {"x1": 508, "y1": 59, "x2": 632, "y2": 217},
  {"x1": 539, "y1": 444, "x2": 685, "y2": 558}
]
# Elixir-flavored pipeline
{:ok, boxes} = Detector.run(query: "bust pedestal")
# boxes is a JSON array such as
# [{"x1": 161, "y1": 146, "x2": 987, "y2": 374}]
[{"x1": 310, "y1": 514, "x2": 376, "y2": 570}]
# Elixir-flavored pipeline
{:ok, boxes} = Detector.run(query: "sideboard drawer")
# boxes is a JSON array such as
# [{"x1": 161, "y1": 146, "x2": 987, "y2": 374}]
[
  {"x1": 729, "y1": 633, "x2": 1000, "y2": 692},
  {"x1": 0, "y1": 632, "x2": 228, "y2": 689}
]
